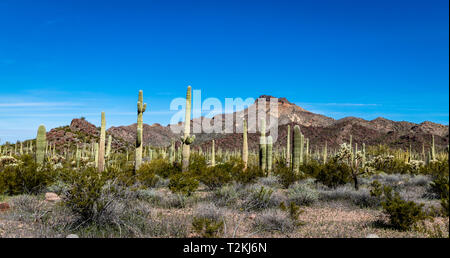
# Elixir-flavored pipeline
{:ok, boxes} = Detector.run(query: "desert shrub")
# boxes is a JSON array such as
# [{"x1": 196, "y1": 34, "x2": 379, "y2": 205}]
[
  {"x1": 368, "y1": 155, "x2": 411, "y2": 174},
  {"x1": 61, "y1": 167, "x2": 122, "y2": 224},
  {"x1": 197, "y1": 163, "x2": 233, "y2": 190},
  {"x1": 372, "y1": 183, "x2": 427, "y2": 230},
  {"x1": 243, "y1": 185, "x2": 282, "y2": 211},
  {"x1": 0, "y1": 155, "x2": 58, "y2": 195},
  {"x1": 232, "y1": 164, "x2": 264, "y2": 185},
  {"x1": 135, "y1": 188, "x2": 191, "y2": 208},
  {"x1": 419, "y1": 159, "x2": 449, "y2": 176},
  {"x1": 7, "y1": 195, "x2": 46, "y2": 222},
  {"x1": 46, "y1": 180, "x2": 70, "y2": 195},
  {"x1": 320, "y1": 185, "x2": 379, "y2": 208},
  {"x1": 428, "y1": 173, "x2": 449, "y2": 200},
  {"x1": 273, "y1": 165, "x2": 300, "y2": 188},
  {"x1": 299, "y1": 159, "x2": 322, "y2": 178},
  {"x1": 191, "y1": 203, "x2": 225, "y2": 238},
  {"x1": 168, "y1": 172, "x2": 199, "y2": 196},
  {"x1": 314, "y1": 158, "x2": 351, "y2": 189},
  {"x1": 252, "y1": 209, "x2": 296, "y2": 233},
  {"x1": 142, "y1": 158, "x2": 181, "y2": 178},
  {"x1": 212, "y1": 184, "x2": 240, "y2": 207},
  {"x1": 279, "y1": 201, "x2": 305, "y2": 226},
  {"x1": 404, "y1": 175, "x2": 430, "y2": 187},
  {"x1": 188, "y1": 153, "x2": 209, "y2": 176},
  {"x1": 136, "y1": 163, "x2": 160, "y2": 187},
  {"x1": 428, "y1": 172, "x2": 449, "y2": 216},
  {"x1": 288, "y1": 182, "x2": 319, "y2": 206},
  {"x1": 257, "y1": 175, "x2": 281, "y2": 188}
]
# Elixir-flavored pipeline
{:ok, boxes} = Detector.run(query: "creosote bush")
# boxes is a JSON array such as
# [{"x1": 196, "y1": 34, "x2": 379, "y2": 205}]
[
  {"x1": 0, "y1": 154, "x2": 58, "y2": 195},
  {"x1": 371, "y1": 182, "x2": 427, "y2": 230},
  {"x1": 168, "y1": 172, "x2": 199, "y2": 196},
  {"x1": 314, "y1": 158, "x2": 351, "y2": 189}
]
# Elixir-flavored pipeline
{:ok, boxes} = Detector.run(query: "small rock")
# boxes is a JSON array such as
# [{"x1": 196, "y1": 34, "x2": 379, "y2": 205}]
[
  {"x1": 0, "y1": 202, "x2": 10, "y2": 212},
  {"x1": 66, "y1": 234, "x2": 79, "y2": 238},
  {"x1": 45, "y1": 192, "x2": 61, "y2": 202},
  {"x1": 366, "y1": 234, "x2": 379, "y2": 238},
  {"x1": 249, "y1": 214, "x2": 256, "y2": 220}
]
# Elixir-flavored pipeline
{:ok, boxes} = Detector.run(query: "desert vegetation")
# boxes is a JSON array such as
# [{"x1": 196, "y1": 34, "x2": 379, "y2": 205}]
[{"x1": 0, "y1": 87, "x2": 448, "y2": 238}]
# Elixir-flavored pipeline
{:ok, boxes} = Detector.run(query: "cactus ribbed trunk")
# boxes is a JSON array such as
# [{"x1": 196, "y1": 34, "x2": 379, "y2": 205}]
[
  {"x1": 267, "y1": 136, "x2": 273, "y2": 174},
  {"x1": 259, "y1": 119, "x2": 267, "y2": 171},
  {"x1": 94, "y1": 143, "x2": 99, "y2": 168},
  {"x1": 136, "y1": 90, "x2": 147, "y2": 170},
  {"x1": 299, "y1": 133, "x2": 304, "y2": 164},
  {"x1": 286, "y1": 125, "x2": 291, "y2": 168},
  {"x1": 181, "y1": 86, "x2": 195, "y2": 172},
  {"x1": 98, "y1": 111, "x2": 106, "y2": 172},
  {"x1": 242, "y1": 119, "x2": 248, "y2": 170},
  {"x1": 106, "y1": 135, "x2": 112, "y2": 158},
  {"x1": 293, "y1": 125, "x2": 301, "y2": 173},
  {"x1": 36, "y1": 125, "x2": 46, "y2": 165},
  {"x1": 323, "y1": 142, "x2": 327, "y2": 164},
  {"x1": 211, "y1": 140, "x2": 215, "y2": 166}
]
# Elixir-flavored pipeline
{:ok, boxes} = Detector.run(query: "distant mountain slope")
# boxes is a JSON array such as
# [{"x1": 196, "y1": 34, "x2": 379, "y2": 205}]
[{"x1": 45, "y1": 95, "x2": 448, "y2": 152}]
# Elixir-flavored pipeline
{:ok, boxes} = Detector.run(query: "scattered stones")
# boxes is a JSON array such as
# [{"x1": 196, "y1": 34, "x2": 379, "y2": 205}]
[
  {"x1": 0, "y1": 202, "x2": 10, "y2": 212},
  {"x1": 366, "y1": 234, "x2": 379, "y2": 238},
  {"x1": 45, "y1": 192, "x2": 61, "y2": 202}
]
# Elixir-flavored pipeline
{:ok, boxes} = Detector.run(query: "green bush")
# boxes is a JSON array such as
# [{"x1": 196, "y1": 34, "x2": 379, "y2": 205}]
[
  {"x1": 196, "y1": 162, "x2": 234, "y2": 190},
  {"x1": 379, "y1": 185, "x2": 427, "y2": 230},
  {"x1": 315, "y1": 158, "x2": 351, "y2": 188},
  {"x1": 0, "y1": 154, "x2": 58, "y2": 195},
  {"x1": 142, "y1": 158, "x2": 181, "y2": 178},
  {"x1": 136, "y1": 163, "x2": 160, "y2": 187},
  {"x1": 273, "y1": 165, "x2": 299, "y2": 188},
  {"x1": 192, "y1": 217, "x2": 224, "y2": 238},
  {"x1": 62, "y1": 167, "x2": 114, "y2": 223},
  {"x1": 232, "y1": 164, "x2": 264, "y2": 185},
  {"x1": 168, "y1": 172, "x2": 199, "y2": 196}
]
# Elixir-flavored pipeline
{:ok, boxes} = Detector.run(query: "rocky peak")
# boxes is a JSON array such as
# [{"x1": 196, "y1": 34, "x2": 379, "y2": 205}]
[{"x1": 70, "y1": 118, "x2": 99, "y2": 136}]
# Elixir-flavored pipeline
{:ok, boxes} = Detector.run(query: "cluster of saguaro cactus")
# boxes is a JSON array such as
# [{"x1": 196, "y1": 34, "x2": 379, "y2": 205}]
[
  {"x1": 180, "y1": 86, "x2": 195, "y2": 172},
  {"x1": 136, "y1": 90, "x2": 147, "y2": 170}
]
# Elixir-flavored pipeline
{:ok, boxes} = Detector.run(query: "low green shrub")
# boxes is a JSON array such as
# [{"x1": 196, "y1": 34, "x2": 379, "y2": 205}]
[
  {"x1": 168, "y1": 172, "x2": 199, "y2": 196},
  {"x1": 314, "y1": 158, "x2": 351, "y2": 189},
  {"x1": 371, "y1": 182, "x2": 427, "y2": 231},
  {"x1": 0, "y1": 155, "x2": 58, "y2": 195},
  {"x1": 273, "y1": 165, "x2": 299, "y2": 188}
]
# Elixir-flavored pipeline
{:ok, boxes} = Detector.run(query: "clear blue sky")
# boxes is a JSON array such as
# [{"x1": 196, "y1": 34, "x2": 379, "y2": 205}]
[{"x1": 0, "y1": 0, "x2": 448, "y2": 143}]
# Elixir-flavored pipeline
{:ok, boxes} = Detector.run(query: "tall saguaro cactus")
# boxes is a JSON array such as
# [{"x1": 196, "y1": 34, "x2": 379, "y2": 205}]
[
  {"x1": 106, "y1": 135, "x2": 112, "y2": 158},
  {"x1": 136, "y1": 90, "x2": 147, "y2": 170},
  {"x1": 299, "y1": 133, "x2": 304, "y2": 164},
  {"x1": 323, "y1": 142, "x2": 327, "y2": 164},
  {"x1": 293, "y1": 125, "x2": 301, "y2": 173},
  {"x1": 267, "y1": 136, "x2": 273, "y2": 174},
  {"x1": 286, "y1": 125, "x2": 291, "y2": 167},
  {"x1": 259, "y1": 119, "x2": 267, "y2": 171},
  {"x1": 211, "y1": 140, "x2": 216, "y2": 166},
  {"x1": 98, "y1": 112, "x2": 106, "y2": 172},
  {"x1": 36, "y1": 125, "x2": 47, "y2": 165},
  {"x1": 181, "y1": 86, "x2": 195, "y2": 172},
  {"x1": 242, "y1": 119, "x2": 248, "y2": 170}
]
